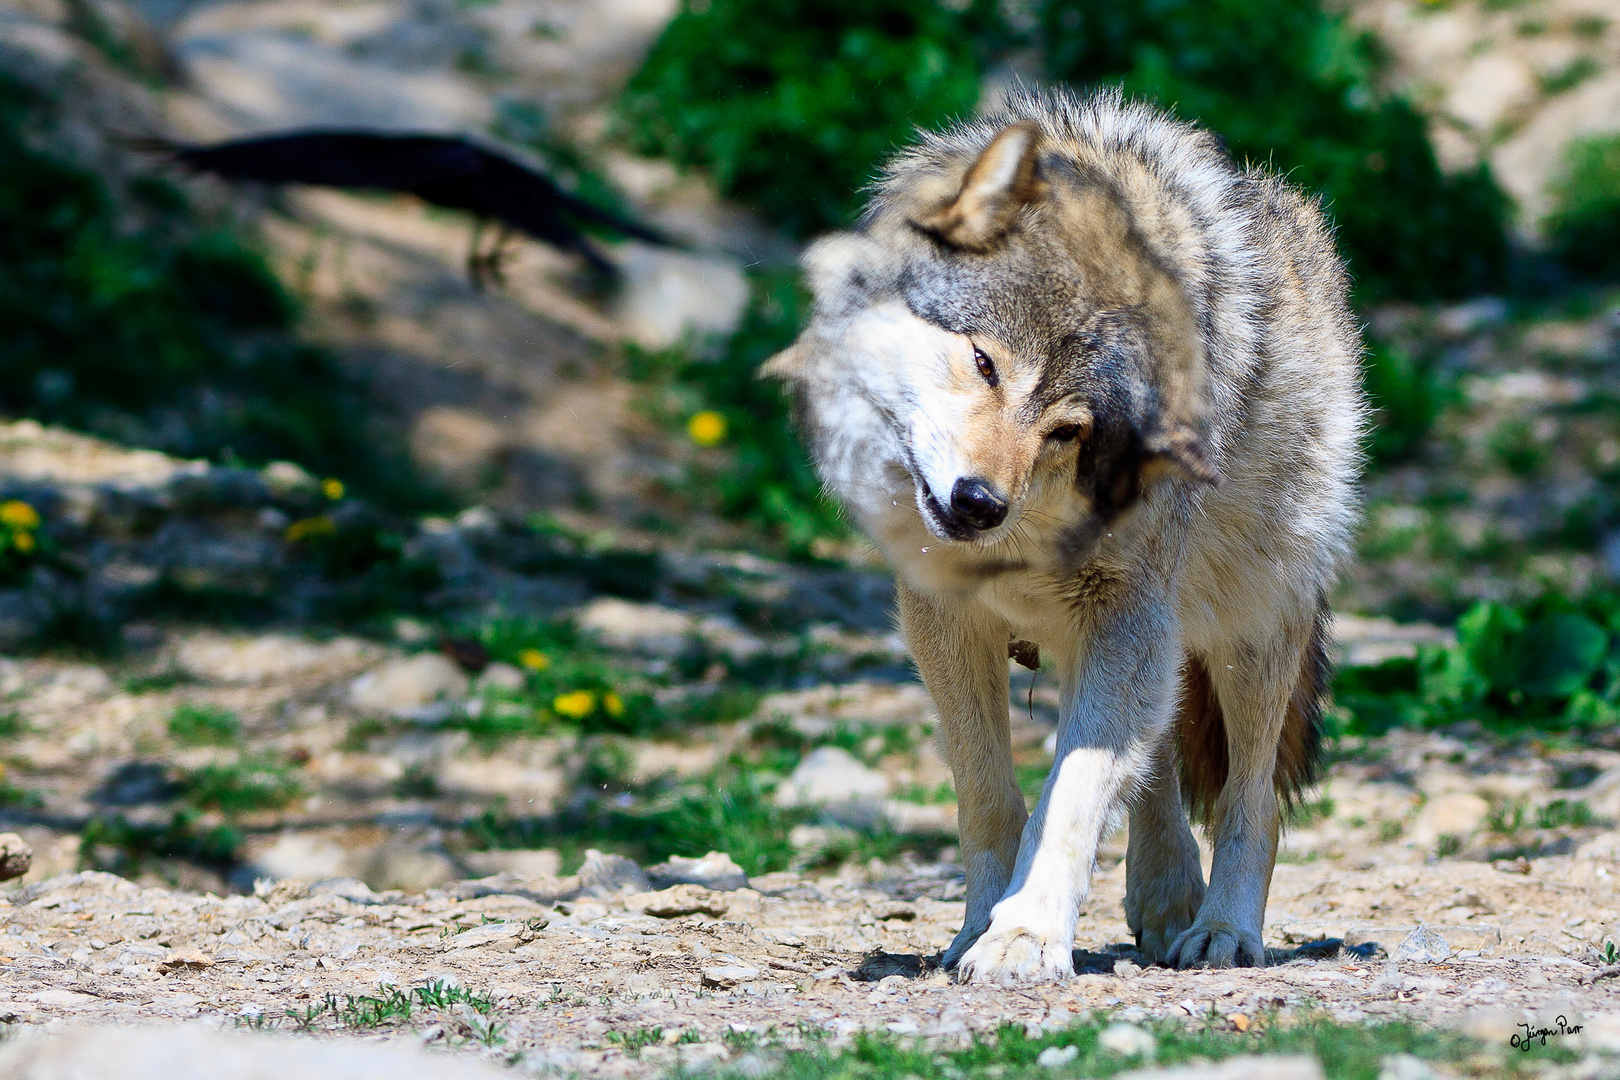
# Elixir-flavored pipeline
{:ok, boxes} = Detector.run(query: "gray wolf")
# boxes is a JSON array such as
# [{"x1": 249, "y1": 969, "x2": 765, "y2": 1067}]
[{"x1": 765, "y1": 86, "x2": 1363, "y2": 983}]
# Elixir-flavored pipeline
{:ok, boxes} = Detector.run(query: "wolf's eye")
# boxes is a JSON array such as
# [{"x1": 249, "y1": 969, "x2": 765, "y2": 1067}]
[
  {"x1": 972, "y1": 345, "x2": 999, "y2": 388},
  {"x1": 1049, "y1": 424, "x2": 1082, "y2": 442}
]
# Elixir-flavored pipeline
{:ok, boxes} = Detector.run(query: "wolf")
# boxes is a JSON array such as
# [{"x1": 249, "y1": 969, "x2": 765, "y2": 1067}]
[{"x1": 765, "y1": 86, "x2": 1364, "y2": 983}]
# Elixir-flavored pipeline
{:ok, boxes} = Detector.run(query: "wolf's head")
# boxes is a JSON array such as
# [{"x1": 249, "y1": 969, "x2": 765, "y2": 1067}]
[{"x1": 766, "y1": 97, "x2": 1220, "y2": 570}]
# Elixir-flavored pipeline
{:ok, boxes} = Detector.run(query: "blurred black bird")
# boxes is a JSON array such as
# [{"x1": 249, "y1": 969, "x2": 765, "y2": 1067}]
[{"x1": 153, "y1": 130, "x2": 670, "y2": 285}]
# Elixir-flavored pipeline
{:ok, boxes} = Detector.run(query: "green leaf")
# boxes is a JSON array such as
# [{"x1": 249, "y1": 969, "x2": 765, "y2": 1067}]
[{"x1": 1512, "y1": 614, "x2": 1609, "y2": 699}]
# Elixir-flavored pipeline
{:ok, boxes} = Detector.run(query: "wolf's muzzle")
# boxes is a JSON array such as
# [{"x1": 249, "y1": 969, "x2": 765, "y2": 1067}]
[{"x1": 949, "y1": 477, "x2": 1009, "y2": 532}]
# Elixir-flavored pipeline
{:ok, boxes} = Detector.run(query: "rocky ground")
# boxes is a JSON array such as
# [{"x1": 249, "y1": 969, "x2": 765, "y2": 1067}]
[{"x1": 3, "y1": 0, "x2": 1620, "y2": 1076}]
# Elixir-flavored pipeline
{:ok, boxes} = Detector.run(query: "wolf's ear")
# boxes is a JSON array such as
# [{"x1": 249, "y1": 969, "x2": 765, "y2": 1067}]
[
  {"x1": 913, "y1": 121, "x2": 1046, "y2": 252},
  {"x1": 1141, "y1": 423, "x2": 1217, "y2": 486},
  {"x1": 760, "y1": 342, "x2": 808, "y2": 382}
]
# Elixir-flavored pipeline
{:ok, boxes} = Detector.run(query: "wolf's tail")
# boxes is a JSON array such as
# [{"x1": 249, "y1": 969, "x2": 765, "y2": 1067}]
[{"x1": 1172, "y1": 603, "x2": 1330, "y2": 826}]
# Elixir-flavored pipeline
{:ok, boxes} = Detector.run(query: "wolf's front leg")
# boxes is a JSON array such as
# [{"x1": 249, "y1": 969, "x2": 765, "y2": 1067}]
[
  {"x1": 896, "y1": 582, "x2": 1026, "y2": 970},
  {"x1": 957, "y1": 593, "x2": 1179, "y2": 984}
]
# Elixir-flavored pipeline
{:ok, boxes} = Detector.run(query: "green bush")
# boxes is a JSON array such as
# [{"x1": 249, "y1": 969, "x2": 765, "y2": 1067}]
[
  {"x1": 0, "y1": 76, "x2": 423, "y2": 505},
  {"x1": 620, "y1": 0, "x2": 994, "y2": 236},
  {"x1": 1362, "y1": 340, "x2": 1451, "y2": 466},
  {"x1": 1545, "y1": 133, "x2": 1620, "y2": 280},
  {"x1": 1334, "y1": 593, "x2": 1620, "y2": 734},
  {"x1": 1040, "y1": 0, "x2": 1511, "y2": 301},
  {"x1": 631, "y1": 272, "x2": 846, "y2": 555}
]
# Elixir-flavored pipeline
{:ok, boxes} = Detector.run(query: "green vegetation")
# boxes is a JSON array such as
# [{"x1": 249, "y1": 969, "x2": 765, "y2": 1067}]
[
  {"x1": 467, "y1": 716, "x2": 947, "y2": 875},
  {"x1": 1546, "y1": 132, "x2": 1620, "y2": 280},
  {"x1": 166, "y1": 703, "x2": 240, "y2": 746},
  {"x1": 0, "y1": 74, "x2": 421, "y2": 504},
  {"x1": 1040, "y1": 0, "x2": 1509, "y2": 301},
  {"x1": 622, "y1": 0, "x2": 1509, "y2": 301},
  {"x1": 1362, "y1": 341, "x2": 1452, "y2": 467},
  {"x1": 78, "y1": 811, "x2": 242, "y2": 874},
  {"x1": 621, "y1": 0, "x2": 995, "y2": 237},
  {"x1": 181, "y1": 754, "x2": 302, "y2": 812},
  {"x1": 1334, "y1": 593, "x2": 1620, "y2": 735},
  {"x1": 631, "y1": 273, "x2": 846, "y2": 554},
  {"x1": 729, "y1": 1014, "x2": 1513, "y2": 1080},
  {"x1": 123, "y1": 669, "x2": 197, "y2": 694},
  {"x1": 270, "y1": 980, "x2": 498, "y2": 1035}
]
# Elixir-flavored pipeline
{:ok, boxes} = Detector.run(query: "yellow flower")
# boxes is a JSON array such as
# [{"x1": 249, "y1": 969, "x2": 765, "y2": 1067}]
[
  {"x1": 11, "y1": 531, "x2": 34, "y2": 554},
  {"x1": 518, "y1": 648, "x2": 551, "y2": 671},
  {"x1": 321, "y1": 477, "x2": 346, "y2": 501},
  {"x1": 0, "y1": 501, "x2": 39, "y2": 530},
  {"x1": 687, "y1": 410, "x2": 727, "y2": 447},
  {"x1": 285, "y1": 516, "x2": 336, "y2": 543},
  {"x1": 552, "y1": 690, "x2": 596, "y2": 720},
  {"x1": 602, "y1": 692, "x2": 625, "y2": 718}
]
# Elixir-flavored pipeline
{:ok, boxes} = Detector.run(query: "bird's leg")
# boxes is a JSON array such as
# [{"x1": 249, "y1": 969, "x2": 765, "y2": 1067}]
[
  {"x1": 466, "y1": 218, "x2": 490, "y2": 290},
  {"x1": 484, "y1": 225, "x2": 515, "y2": 287}
]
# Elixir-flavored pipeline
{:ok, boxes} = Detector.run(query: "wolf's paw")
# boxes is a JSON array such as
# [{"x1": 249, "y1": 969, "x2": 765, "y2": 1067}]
[
  {"x1": 954, "y1": 924, "x2": 1074, "y2": 985},
  {"x1": 1125, "y1": 881, "x2": 1203, "y2": 964},
  {"x1": 1128, "y1": 899, "x2": 1200, "y2": 965},
  {"x1": 941, "y1": 921, "x2": 990, "y2": 971},
  {"x1": 1164, "y1": 919, "x2": 1264, "y2": 969}
]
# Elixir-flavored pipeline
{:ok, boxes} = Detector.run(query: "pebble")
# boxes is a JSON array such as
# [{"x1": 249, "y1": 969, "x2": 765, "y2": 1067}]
[
  {"x1": 647, "y1": 850, "x2": 749, "y2": 891},
  {"x1": 348, "y1": 654, "x2": 470, "y2": 717},
  {"x1": 1098, "y1": 1022, "x2": 1157, "y2": 1057},
  {"x1": 0, "y1": 832, "x2": 33, "y2": 881},
  {"x1": 1392, "y1": 926, "x2": 1451, "y2": 964}
]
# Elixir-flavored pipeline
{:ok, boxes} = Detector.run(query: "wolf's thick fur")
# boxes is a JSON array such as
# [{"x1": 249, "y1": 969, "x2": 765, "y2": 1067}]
[{"x1": 766, "y1": 87, "x2": 1364, "y2": 983}]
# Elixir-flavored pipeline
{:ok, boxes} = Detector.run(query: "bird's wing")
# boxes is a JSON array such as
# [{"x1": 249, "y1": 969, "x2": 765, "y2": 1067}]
[
  {"x1": 549, "y1": 189, "x2": 673, "y2": 247},
  {"x1": 173, "y1": 132, "x2": 488, "y2": 205},
  {"x1": 470, "y1": 153, "x2": 674, "y2": 248}
]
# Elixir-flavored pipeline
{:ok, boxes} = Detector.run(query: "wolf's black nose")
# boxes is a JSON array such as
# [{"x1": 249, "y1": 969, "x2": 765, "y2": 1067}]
[{"x1": 950, "y1": 477, "x2": 1009, "y2": 530}]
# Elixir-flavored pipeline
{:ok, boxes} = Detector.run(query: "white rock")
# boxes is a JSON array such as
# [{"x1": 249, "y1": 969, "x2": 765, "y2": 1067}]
[
  {"x1": 1410, "y1": 792, "x2": 1488, "y2": 845},
  {"x1": 578, "y1": 849, "x2": 650, "y2": 896},
  {"x1": 577, "y1": 598, "x2": 695, "y2": 657},
  {"x1": 261, "y1": 460, "x2": 316, "y2": 497},
  {"x1": 1378, "y1": 1054, "x2": 1438, "y2": 1080},
  {"x1": 477, "y1": 661, "x2": 527, "y2": 692},
  {"x1": 1098, "y1": 1023, "x2": 1157, "y2": 1057},
  {"x1": 0, "y1": 1023, "x2": 513, "y2": 1079},
  {"x1": 0, "y1": 832, "x2": 33, "y2": 882},
  {"x1": 349, "y1": 654, "x2": 469, "y2": 717},
  {"x1": 1118, "y1": 1054, "x2": 1323, "y2": 1080},
  {"x1": 701, "y1": 964, "x2": 760, "y2": 989},
  {"x1": 1392, "y1": 925, "x2": 1450, "y2": 964},
  {"x1": 613, "y1": 245, "x2": 749, "y2": 349},
  {"x1": 248, "y1": 834, "x2": 347, "y2": 883},
  {"x1": 647, "y1": 850, "x2": 749, "y2": 891},
  {"x1": 461, "y1": 849, "x2": 561, "y2": 880},
  {"x1": 1038, "y1": 1046, "x2": 1080, "y2": 1068},
  {"x1": 351, "y1": 845, "x2": 458, "y2": 892},
  {"x1": 178, "y1": 633, "x2": 368, "y2": 685},
  {"x1": 776, "y1": 747, "x2": 891, "y2": 826},
  {"x1": 442, "y1": 922, "x2": 527, "y2": 952}
]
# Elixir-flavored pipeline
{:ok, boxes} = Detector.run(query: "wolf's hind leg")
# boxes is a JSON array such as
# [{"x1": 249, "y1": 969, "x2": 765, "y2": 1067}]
[
  {"x1": 1166, "y1": 612, "x2": 1326, "y2": 969},
  {"x1": 1124, "y1": 733, "x2": 1204, "y2": 963},
  {"x1": 896, "y1": 582, "x2": 1026, "y2": 970}
]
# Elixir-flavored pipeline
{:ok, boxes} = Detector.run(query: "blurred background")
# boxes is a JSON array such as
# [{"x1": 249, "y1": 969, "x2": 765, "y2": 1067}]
[{"x1": 0, "y1": 0, "x2": 1618, "y2": 897}]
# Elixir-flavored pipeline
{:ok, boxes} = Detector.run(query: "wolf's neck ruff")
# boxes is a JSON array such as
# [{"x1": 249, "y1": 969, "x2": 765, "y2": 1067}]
[{"x1": 768, "y1": 85, "x2": 1363, "y2": 982}]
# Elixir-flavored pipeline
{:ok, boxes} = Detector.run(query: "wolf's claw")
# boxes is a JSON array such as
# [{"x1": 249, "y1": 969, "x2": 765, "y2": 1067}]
[
  {"x1": 954, "y1": 925, "x2": 1075, "y2": 984},
  {"x1": 1164, "y1": 920, "x2": 1264, "y2": 969}
]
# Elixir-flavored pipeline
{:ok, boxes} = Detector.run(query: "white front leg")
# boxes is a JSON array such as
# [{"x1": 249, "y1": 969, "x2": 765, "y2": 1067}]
[{"x1": 956, "y1": 593, "x2": 1178, "y2": 984}]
